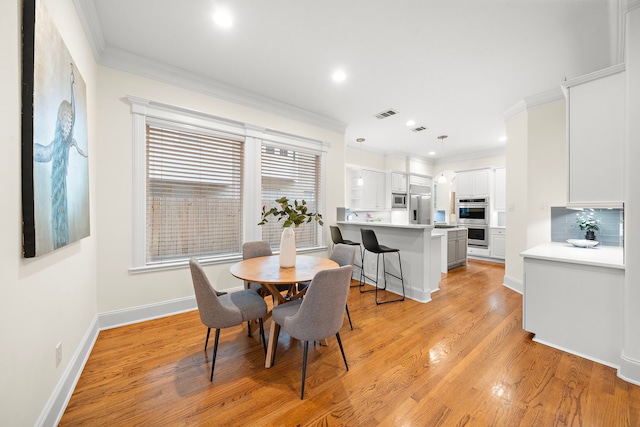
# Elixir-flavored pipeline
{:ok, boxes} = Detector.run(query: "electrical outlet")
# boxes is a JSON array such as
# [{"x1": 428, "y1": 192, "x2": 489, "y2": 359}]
[{"x1": 56, "y1": 342, "x2": 62, "y2": 367}]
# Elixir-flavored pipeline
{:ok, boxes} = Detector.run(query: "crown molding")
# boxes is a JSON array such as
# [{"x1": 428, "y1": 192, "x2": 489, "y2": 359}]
[
  {"x1": 72, "y1": 0, "x2": 104, "y2": 59},
  {"x1": 73, "y1": 1, "x2": 348, "y2": 135},
  {"x1": 502, "y1": 87, "x2": 565, "y2": 121},
  {"x1": 436, "y1": 146, "x2": 506, "y2": 165},
  {"x1": 562, "y1": 63, "x2": 626, "y2": 88}
]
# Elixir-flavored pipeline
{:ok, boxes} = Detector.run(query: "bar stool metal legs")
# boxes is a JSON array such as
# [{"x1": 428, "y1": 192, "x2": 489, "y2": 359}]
[{"x1": 359, "y1": 228, "x2": 405, "y2": 305}]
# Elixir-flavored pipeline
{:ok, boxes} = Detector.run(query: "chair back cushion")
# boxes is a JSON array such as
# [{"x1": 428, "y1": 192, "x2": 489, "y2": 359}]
[
  {"x1": 330, "y1": 226, "x2": 345, "y2": 245},
  {"x1": 242, "y1": 241, "x2": 272, "y2": 259},
  {"x1": 360, "y1": 228, "x2": 382, "y2": 253},
  {"x1": 189, "y1": 258, "x2": 243, "y2": 328},
  {"x1": 242, "y1": 241, "x2": 273, "y2": 290},
  {"x1": 283, "y1": 265, "x2": 353, "y2": 341},
  {"x1": 330, "y1": 244, "x2": 357, "y2": 267}
]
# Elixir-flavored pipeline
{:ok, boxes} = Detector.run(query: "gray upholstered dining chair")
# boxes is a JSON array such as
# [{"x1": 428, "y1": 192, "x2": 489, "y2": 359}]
[
  {"x1": 189, "y1": 258, "x2": 268, "y2": 381},
  {"x1": 297, "y1": 244, "x2": 356, "y2": 330},
  {"x1": 242, "y1": 241, "x2": 294, "y2": 296},
  {"x1": 271, "y1": 265, "x2": 353, "y2": 399}
]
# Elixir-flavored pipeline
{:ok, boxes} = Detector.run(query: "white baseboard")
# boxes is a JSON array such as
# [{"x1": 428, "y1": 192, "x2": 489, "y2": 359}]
[
  {"x1": 502, "y1": 275, "x2": 523, "y2": 294},
  {"x1": 37, "y1": 315, "x2": 99, "y2": 427},
  {"x1": 532, "y1": 337, "x2": 620, "y2": 370},
  {"x1": 618, "y1": 353, "x2": 640, "y2": 386},
  {"x1": 99, "y1": 295, "x2": 198, "y2": 330},
  {"x1": 39, "y1": 293, "x2": 232, "y2": 426}
]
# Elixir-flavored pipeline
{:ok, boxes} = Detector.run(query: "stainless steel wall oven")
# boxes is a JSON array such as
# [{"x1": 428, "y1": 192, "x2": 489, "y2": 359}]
[
  {"x1": 456, "y1": 197, "x2": 489, "y2": 225},
  {"x1": 456, "y1": 197, "x2": 489, "y2": 248},
  {"x1": 466, "y1": 225, "x2": 489, "y2": 248}
]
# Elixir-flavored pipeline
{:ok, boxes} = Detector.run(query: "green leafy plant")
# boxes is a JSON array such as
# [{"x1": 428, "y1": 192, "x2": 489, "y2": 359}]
[
  {"x1": 258, "y1": 197, "x2": 324, "y2": 228},
  {"x1": 576, "y1": 211, "x2": 599, "y2": 231}
]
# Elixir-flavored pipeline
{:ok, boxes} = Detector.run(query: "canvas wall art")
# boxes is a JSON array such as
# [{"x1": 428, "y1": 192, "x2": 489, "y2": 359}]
[{"x1": 22, "y1": 0, "x2": 90, "y2": 257}]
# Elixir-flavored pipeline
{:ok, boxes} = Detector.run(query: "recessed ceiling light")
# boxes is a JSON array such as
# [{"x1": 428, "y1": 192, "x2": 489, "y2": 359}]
[
  {"x1": 406, "y1": 120, "x2": 416, "y2": 127},
  {"x1": 332, "y1": 70, "x2": 346, "y2": 82},
  {"x1": 499, "y1": 136, "x2": 507, "y2": 142},
  {"x1": 428, "y1": 151, "x2": 436, "y2": 156},
  {"x1": 213, "y1": 10, "x2": 233, "y2": 28}
]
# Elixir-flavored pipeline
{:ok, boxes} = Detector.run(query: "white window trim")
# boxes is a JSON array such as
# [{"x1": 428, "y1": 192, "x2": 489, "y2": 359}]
[{"x1": 127, "y1": 96, "x2": 330, "y2": 273}]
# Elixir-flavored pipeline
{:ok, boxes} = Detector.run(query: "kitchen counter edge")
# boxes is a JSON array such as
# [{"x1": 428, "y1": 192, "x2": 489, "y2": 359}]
[
  {"x1": 520, "y1": 242, "x2": 624, "y2": 270},
  {"x1": 336, "y1": 221, "x2": 433, "y2": 230}
]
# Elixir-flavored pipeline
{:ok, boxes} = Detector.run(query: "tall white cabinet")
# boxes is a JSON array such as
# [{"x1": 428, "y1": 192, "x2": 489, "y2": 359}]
[{"x1": 564, "y1": 65, "x2": 625, "y2": 207}]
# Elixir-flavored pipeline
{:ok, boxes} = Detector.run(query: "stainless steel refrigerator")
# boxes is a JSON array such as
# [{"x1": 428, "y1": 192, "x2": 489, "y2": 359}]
[{"x1": 409, "y1": 185, "x2": 431, "y2": 225}]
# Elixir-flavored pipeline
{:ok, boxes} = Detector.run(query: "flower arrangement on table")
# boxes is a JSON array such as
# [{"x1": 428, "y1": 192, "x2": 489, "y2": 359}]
[
  {"x1": 258, "y1": 197, "x2": 324, "y2": 228},
  {"x1": 259, "y1": 197, "x2": 323, "y2": 267},
  {"x1": 576, "y1": 211, "x2": 599, "y2": 240}
]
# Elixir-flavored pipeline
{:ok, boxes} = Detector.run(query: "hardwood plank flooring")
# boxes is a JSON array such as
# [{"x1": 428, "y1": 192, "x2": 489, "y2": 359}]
[{"x1": 60, "y1": 260, "x2": 640, "y2": 426}]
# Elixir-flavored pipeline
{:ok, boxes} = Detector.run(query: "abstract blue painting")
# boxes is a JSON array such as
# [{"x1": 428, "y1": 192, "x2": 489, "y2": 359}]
[{"x1": 22, "y1": 0, "x2": 90, "y2": 257}]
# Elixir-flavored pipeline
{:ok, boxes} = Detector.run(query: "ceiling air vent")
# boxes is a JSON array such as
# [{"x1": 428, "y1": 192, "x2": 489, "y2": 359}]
[
  {"x1": 411, "y1": 126, "x2": 428, "y2": 132},
  {"x1": 374, "y1": 109, "x2": 399, "y2": 119}
]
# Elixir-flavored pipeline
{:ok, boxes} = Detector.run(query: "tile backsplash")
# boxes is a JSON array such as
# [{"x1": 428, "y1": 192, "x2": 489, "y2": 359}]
[{"x1": 551, "y1": 207, "x2": 624, "y2": 247}]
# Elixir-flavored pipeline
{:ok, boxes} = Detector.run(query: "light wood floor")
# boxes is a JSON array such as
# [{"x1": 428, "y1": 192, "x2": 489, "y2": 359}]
[{"x1": 61, "y1": 260, "x2": 640, "y2": 426}]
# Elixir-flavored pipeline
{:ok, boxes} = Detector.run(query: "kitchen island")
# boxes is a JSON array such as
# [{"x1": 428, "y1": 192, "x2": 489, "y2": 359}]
[
  {"x1": 336, "y1": 221, "x2": 441, "y2": 303},
  {"x1": 431, "y1": 226, "x2": 468, "y2": 273},
  {"x1": 521, "y1": 242, "x2": 624, "y2": 368}
]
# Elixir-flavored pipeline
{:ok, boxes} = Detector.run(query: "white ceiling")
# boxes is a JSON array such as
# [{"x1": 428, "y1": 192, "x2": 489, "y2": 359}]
[{"x1": 76, "y1": 0, "x2": 617, "y2": 161}]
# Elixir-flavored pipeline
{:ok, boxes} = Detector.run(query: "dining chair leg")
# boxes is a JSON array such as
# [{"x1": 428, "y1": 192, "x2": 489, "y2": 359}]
[
  {"x1": 345, "y1": 304, "x2": 353, "y2": 330},
  {"x1": 204, "y1": 327, "x2": 211, "y2": 351},
  {"x1": 259, "y1": 318, "x2": 266, "y2": 354},
  {"x1": 247, "y1": 321, "x2": 251, "y2": 337},
  {"x1": 301, "y1": 340, "x2": 309, "y2": 399},
  {"x1": 336, "y1": 332, "x2": 349, "y2": 371},
  {"x1": 210, "y1": 328, "x2": 221, "y2": 382}
]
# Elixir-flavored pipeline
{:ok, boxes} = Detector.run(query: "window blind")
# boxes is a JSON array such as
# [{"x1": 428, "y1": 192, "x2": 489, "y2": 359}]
[
  {"x1": 260, "y1": 144, "x2": 321, "y2": 249},
  {"x1": 146, "y1": 124, "x2": 244, "y2": 263}
]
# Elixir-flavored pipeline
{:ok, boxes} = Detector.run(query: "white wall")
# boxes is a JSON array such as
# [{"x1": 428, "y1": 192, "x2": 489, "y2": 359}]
[
  {"x1": 503, "y1": 99, "x2": 566, "y2": 292},
  {"x1": 96, "y1": 66, "x2": 346, "y2": 314},
  {"x1": 504, "y1": 111, "x2": 528, "y2": 288},
  {"x1": 0, "y1": 0, "x2": 99, "y2": 425},
  {"x1": 526, "y1": 101, "x2": 567, "y2": 247}
]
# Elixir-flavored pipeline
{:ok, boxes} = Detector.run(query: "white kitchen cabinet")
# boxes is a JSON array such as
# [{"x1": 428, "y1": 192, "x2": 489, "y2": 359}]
[
  {"x1": 447, "y1": 229, "x2": 468, "y2": 270},
  {"x1": 410, "y1": 175, "x2": 431, "y2": 188},
  {"x1": 522, "y1": 249, "x2": 624, "y2": 367},
  {"x1": 493, "y1": 168, "x2": 506, "y2": 211},
  {"x1": 347, "y1": 168, "x2": 386, "y2": 210},
  {"x1": 490, "y1": 228, "x2": 505, "y2": 259},
  {"x1": 361, "y1": 169, "x2": 386, "y2": 209},
  {"x1": 456, "y1": 169, "x2": 490, "y2": 198},
  {"x1": 565, "y1": 65, "x2": 625, "y2": 207},
  {"x1": 391, "y1": 172, "x2": 407, "y2": 193}
]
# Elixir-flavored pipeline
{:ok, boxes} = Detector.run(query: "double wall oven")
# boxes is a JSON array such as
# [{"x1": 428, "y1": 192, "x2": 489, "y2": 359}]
[{"x1": 456, "y1": 197, "x2": 489, "y2": 248}]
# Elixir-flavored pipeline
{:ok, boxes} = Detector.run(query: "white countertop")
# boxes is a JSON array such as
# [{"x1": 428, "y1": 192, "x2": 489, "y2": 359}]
[
  {"x1": 337, "y1": 221, "x2": 433, "y2": 230},
  {"x1": 520, "y1": 242, "x2": 624, "y2": 270}
]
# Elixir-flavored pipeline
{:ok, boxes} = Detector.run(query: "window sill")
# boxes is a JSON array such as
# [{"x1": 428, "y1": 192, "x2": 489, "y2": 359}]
[{"x1": 128, "y1": 245, "x2": 329, "y2": 274}]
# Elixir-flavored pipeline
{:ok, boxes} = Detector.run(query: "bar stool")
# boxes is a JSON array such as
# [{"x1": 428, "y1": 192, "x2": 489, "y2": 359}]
[
  {"x1": 359, "y1": 228, "x2": 405, "y2": 305},
  {"x1": 330, "y1": 225, "x2": 363, "y2": 286}
]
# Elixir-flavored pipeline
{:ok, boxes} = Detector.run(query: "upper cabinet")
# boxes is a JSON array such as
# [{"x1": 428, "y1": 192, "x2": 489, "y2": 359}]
[
  {"x1": 410, "y1": 174, "x2": 431, "y2": 188},
  {"x1": 348, "y1": 168, "x2": 386, "y2": 210},
  {"x1": 363, "y1": 169, "x2": 386, "y2": 209},
  {"x1": 494, "y1": 167, "x2": 506, "y2": 211},
  {"x1": 564, "y1": 65, "x2": 625, "y2": 207},
  {"x1": 391, "y1": 172, "x2": 407, "y2": 193},
  {"x1": 456, "y1": 169, "x2": 490, "y2": 198}
]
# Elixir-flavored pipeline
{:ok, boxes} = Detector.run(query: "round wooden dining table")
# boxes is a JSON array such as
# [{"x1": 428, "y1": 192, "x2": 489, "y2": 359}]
[{"x1": 230, "y1": 255, "x2": 339, "y2": 368}]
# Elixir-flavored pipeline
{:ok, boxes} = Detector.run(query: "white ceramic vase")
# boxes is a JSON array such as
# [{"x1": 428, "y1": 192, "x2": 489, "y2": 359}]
[{"x1": 279, "y1": 227, "x2": 296, "y2": 268}]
